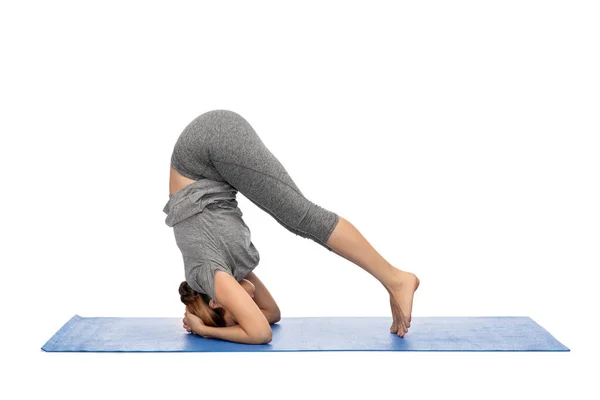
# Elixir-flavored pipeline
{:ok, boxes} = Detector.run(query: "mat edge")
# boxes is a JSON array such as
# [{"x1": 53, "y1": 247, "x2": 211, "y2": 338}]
[{"x1": 41, "y1": 314, "x2": 82, "y2": 352}]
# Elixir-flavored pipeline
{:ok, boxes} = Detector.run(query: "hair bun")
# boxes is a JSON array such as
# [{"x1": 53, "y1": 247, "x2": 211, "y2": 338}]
[{"x1": 179, "y1": 280, "x2": 200, "y2": 305}]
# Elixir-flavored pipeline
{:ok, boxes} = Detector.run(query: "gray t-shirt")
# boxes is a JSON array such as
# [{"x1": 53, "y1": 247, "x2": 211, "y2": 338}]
[{"x1": 163, "y1": 179, "x2": 260, "y2": 299}]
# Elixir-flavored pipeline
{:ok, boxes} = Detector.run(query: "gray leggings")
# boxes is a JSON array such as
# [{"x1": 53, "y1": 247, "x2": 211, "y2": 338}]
[{"x1": 170, "y1": 109, "x2": 340, "y2": 251}]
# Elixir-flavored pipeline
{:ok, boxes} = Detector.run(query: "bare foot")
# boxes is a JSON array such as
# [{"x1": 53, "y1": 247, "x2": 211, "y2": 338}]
[
  {"x1": 387, "y1": 270, "x2": 420, "y2": 337},
  {"x1": 389, "y1": 294, "x2": 408, "y2": 337}
]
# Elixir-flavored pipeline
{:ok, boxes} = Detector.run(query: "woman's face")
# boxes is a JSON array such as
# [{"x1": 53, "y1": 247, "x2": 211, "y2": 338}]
[{"x1": 223, "y1": 309, "x2": 237, "y2": 326}]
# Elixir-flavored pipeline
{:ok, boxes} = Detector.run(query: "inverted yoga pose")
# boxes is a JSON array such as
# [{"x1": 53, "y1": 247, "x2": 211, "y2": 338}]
[{"x1": 164, "y1": 110, "x2": 420, "y2": 344}]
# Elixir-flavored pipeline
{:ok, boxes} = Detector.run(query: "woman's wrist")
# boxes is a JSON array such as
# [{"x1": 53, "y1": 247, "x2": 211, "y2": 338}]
[{"x1": 192, "y1": 323, "x2": 209, "y2": 338}]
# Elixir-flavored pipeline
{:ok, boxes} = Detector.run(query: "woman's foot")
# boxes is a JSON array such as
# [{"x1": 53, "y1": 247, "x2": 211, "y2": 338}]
[{"x1": 387, "y1": 270, "x2": 420, "y2": 337}]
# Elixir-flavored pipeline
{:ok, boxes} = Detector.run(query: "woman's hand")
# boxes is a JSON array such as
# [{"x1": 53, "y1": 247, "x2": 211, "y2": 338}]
[{"x1": 183, "y1": 307, "x2": 207, "y2": 337}]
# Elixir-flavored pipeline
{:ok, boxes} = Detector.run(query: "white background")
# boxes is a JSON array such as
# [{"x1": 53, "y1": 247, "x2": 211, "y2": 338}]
[{"x1": 1, "y1": 0, "x2": 598, "y2": 399}]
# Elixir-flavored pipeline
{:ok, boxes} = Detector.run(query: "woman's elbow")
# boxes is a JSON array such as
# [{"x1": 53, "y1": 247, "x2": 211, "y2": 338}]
[
  {"x1": 250, "y1": 329, "x2": 272, "y2": 344},
  {"x1": 261, "y1": 331, "x2": 273, "y2": 344},
  {"x1": 270, "y1": 311, "x2": 281, "y2": 324}
]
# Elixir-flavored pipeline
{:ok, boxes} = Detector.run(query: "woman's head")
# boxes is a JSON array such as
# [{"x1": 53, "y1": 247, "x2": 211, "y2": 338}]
[
  {"x1": 178, "y1": 278, "x2": 257, "y2": 327},
  {"x1": 179, "y1": 280, "x2": 234, "y2": 327}
]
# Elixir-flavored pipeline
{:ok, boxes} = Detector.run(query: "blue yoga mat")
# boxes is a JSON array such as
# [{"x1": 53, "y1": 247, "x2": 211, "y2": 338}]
[{"x1": 41, "y1": 315, "x2": 569, "y2": 352}]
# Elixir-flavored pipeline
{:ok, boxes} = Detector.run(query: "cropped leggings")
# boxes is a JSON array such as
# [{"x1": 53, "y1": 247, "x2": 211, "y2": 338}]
[{"x1": 170, "y1": 109, "x2": 340, "y2": 251}]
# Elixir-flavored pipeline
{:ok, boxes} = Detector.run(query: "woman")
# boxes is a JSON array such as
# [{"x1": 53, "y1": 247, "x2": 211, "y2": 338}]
[{"x1": 164, "y1": 109, "x2": 420, "y2": 344}]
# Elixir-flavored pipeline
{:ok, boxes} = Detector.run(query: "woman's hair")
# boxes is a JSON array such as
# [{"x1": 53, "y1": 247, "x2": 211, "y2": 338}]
[{"x1": 179, "y1": 280, "x2": 227, "y2": 327}]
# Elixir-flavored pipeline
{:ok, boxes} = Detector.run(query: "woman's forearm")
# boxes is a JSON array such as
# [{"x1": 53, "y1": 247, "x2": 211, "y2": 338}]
[{"x1": 198, "y1": 324, "x2": 268, "y2": 345}]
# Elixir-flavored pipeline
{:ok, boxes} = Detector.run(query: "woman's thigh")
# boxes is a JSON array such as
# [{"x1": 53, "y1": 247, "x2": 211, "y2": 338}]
[{"x1": 170, "y1": 109, "x2": 339, "y2": 250}]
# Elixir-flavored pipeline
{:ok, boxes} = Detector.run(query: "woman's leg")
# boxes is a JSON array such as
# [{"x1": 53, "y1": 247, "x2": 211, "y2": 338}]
[
  {"x1": 173, "y1": 109, "x2": 419, "y2": 336},
  {"x1": 325, "y1": 217, "x2": 420, "y2": 337},
  {"x1": 176, "y1": 109, "x2": 340, "y2": 251}
]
